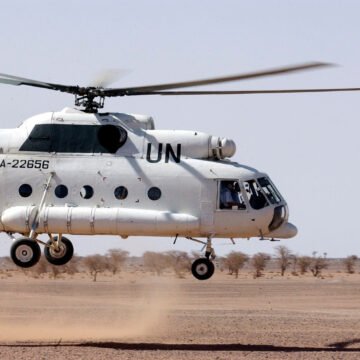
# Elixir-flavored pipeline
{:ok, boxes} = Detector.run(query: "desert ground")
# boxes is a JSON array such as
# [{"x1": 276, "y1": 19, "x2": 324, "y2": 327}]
[{"x1": 0, "y1": 266, "x2": 359, "y2": 360}]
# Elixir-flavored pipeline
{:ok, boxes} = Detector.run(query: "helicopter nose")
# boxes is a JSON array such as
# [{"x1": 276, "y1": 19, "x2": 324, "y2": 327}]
[{"x1": 266, "y1": 222, "x2": 298, "y2": 239}]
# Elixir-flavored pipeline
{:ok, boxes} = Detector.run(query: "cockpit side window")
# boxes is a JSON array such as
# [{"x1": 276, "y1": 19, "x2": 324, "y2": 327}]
[
  {"x1": 219, "y1": 180, "x2": 246, "y2": 210},
  {"x1": 258, "y1": 177, "x2": 282, "y2": 204},
  {"x1": 244, "y1": 180, "x2": 269, "y2": 210}
]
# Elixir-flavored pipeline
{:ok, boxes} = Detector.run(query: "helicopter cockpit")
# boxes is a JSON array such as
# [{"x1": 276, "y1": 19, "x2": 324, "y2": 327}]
[
  {"x1": 218, "y1": 175, "x2": 288, "y2": 235},
  {"x1": 219, "y1": 176, "x2": 283, "y2": 211}
]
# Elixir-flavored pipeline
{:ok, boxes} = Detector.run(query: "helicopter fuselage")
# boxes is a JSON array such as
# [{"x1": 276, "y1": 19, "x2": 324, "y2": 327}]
[
  {"x1": 0, "y1": 108, "x2": 297, "y2": 241},
  {"x1": 0, "y1": 62, "x2": 339, "y2": 275}
]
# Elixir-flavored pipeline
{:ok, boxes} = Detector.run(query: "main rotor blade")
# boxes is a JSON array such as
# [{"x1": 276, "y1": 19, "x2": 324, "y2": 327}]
[
  {"x1": 90, "y1": 69, "x2": 131, "y2": 88},
  {"x1": 130, "y1": 87, "x2": 360, "y2": 95},
  {"x1": 103, "y1": 62, "x2": 332, "y2": 96},
  {"x1": 0, "y1": 73, "x2": 79, "y2": 94}
]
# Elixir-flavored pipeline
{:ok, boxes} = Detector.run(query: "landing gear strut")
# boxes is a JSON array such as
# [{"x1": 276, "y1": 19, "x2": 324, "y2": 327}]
[
  {"x1": 9, "y1": 173, "x2": 74, "y2": 268},
  {"x1": 190, "y1": 237, "x2": 216, "y2": 280}
]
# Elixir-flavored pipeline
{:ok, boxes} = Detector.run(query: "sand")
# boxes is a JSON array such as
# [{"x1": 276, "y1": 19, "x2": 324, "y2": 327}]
[{"x1": 0, "y1": 271, "x2": 359, "y2": 359}]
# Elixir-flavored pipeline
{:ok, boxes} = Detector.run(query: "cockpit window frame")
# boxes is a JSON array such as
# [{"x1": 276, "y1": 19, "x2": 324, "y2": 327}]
[
  {"x1": 257, "y1": 176, "x2": 283, "y2": 205},
  {"x1": 217, "y1": 179, "x2": 247, "y2": 211},
  {"x1": 243, "y1": 178, "x2": 269, "y2": 210}
]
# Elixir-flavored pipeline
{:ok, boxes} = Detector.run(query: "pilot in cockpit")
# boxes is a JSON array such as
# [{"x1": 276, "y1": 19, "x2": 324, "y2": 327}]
[{"x1": 220, "y1": 181, "x2": 246, "y2": 209}]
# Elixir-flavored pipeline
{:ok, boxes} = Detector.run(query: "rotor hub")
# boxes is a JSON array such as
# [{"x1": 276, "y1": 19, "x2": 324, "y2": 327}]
[{"x1": 74, "y1": 90, "x2": 105, "y2": 113}]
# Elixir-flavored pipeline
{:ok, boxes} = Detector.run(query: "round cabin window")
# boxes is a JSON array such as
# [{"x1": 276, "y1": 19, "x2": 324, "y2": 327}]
[
  {"x1": 114, "y1": 186, "x2": 128, "y2": 200},
  {"x1": 80, "y1": 185, "x2": 94, "y2": 199},
  {"x1": 55, "y1": 184, "x2": 68, "y2": 198},
  {"x1": 148, "y1": 187, "x2": 161, "y2": 201},
  {"x1": 19, "y1": 184, "x2": 32, "y2": 198}
]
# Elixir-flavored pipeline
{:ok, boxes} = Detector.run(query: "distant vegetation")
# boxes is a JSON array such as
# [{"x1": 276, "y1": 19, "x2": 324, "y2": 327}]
[
  {"x1": 0, "y1": 246, "x2": 358, "y2": 281},
  {"x1": 222, "y1": 251, "x2": 248, "y2": 278},
  {"x1": 342, "y1": 255, "x2": 358, "y2": 274}
]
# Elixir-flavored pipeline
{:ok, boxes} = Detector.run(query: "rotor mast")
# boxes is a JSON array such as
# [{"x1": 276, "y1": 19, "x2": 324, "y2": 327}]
[{"x1": 74, "y1": 89, "x2": 105, "y2": 113}]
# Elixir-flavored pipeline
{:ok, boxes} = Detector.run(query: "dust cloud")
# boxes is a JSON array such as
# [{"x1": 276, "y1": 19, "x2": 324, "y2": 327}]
[{"x1": 0, "y1": 277, "x2": 181, "y2": 342}]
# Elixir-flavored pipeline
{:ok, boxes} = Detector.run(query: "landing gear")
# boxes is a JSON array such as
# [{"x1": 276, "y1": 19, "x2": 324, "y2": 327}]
[
  {"x1": 10, "y1": 237, "x2": 41, "y2": 268},
  {"x1": 191, "y1": 258, "x2": 215, "y2": 280},
  {"x1": 8, "y1": 174, "x2": 74, "y2": 268},
  {"x1": 7, "y1": 232, "x2": 74, "y2": 268},
  {"x1": 44, "y1": 235, "x2": 74, "y2": 266},
  {"x1": 189, "y1": 236, "x2": 216, "y2": 280}
]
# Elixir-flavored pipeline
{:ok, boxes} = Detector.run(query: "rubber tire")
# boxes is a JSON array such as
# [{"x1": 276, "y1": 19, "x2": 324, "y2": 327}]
[
  {"x1": 191, "y1": 258, "x2": 215, "y2": 280},
  {"x1": 44, "y1": 236, "x2": 74, "y2": 266},
  {"x1": 10, "y1": 238, "x2": 41, "y2": 268}
]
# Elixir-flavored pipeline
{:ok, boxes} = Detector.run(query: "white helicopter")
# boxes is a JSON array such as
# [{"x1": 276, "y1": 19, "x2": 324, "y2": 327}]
[{"x1": 0, "y1": 62, "x2": 355, "y2": 280}]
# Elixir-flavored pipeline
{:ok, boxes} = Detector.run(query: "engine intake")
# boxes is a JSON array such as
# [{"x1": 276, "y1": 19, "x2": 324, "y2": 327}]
[{"x1": 210, "y1": 136, "x2": 236, "y2": 159}]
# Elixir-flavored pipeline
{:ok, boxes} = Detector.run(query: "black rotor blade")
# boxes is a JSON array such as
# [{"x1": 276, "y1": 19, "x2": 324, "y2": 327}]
[
  {"x1": 0, "y1": 73, "x2": 79, "y2": 94},
  {"x1": 129, "y1": 88, "x2": 360, "y2": 95},
  {"x1": 103, "y1": 62, "x2": 332, "y2": 96}
]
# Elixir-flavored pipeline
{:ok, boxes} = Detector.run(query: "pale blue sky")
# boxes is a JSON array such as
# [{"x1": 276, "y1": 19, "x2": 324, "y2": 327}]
[{"x1": 0, "y1": 0, "x2": 359, "y2": 257}]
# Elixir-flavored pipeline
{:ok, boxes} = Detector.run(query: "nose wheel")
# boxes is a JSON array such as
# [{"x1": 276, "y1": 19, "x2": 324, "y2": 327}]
[
  {"x1": 191, "y1": 258, "x2": 215, "y2": 280},
  {"x1": 188, "y1": 236, "x2": 216, "y2": 280},
  {"x1": 10, "y1": 237, "x2": 41, "y2": 268}
]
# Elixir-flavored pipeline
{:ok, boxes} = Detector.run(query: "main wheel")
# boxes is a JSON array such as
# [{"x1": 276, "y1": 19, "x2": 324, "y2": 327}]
[
  {"x1": 191, "y1": 258, "x2": 215, "y2": 280},
  {"x1": 44, "y1": 236, "x2": 74, "y2": 266},
  {"x1": 10, "y1": 238, "x2": 41, "y2": 268}
]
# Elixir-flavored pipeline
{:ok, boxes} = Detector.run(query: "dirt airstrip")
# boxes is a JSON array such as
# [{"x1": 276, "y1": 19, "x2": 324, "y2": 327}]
[{"x1": 0, "y1": 270, "x2": 359, "y2": 359}]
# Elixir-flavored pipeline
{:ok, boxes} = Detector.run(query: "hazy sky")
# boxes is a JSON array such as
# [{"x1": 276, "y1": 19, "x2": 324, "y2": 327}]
[{"x1": 0, "y1": 0, "x2": 359, "y2": 257}]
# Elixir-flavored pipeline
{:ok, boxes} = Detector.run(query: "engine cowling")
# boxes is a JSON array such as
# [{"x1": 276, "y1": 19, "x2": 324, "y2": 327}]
[{"x1": 145, "y1": 130, "x2": 236, "y2": 160}]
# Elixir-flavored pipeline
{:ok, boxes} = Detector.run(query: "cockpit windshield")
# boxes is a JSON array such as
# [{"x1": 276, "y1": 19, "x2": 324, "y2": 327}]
[
  {"x1": 257, "y1": 177, "x2": 282, "y2": 204},
  {"x1": 244, "y1": 180, "x2": 269, "y2": 210},
  {"x1": 218, "y1": 177, "x2": 283, "y2": 211}
]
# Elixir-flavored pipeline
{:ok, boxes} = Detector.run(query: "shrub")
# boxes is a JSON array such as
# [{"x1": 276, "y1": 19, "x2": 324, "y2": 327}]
[
  {"x1": 343, "y1": 255, "x2": 358, "y2": 274},
  {"x1": 83, "y1": 254, "x2": 108, "y2": 281},
  {"x1": 107, "y1": 249, "x2": 129, "y2": 275},
  {"x1": 275, "y1": 245, "x2": 292, "y2": 276},
  {"x1": 251, "y1": 252, "x2": 270, "y2": 278},
  {"x1": 165, "y1": 251, "x2": 191, "y2": 278},
  {"x1": 143, "y1": 252, "x2": 170, "y2": 276},
  {"x1": 310, "y1": 252, "x2": 328, "y2": 277},
  {"x1": 297, "y1": 256, "x2": 312, "y2": 274},
  {"x1": 224, "y1": 251, "x2": 249, "y2": 278}
]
